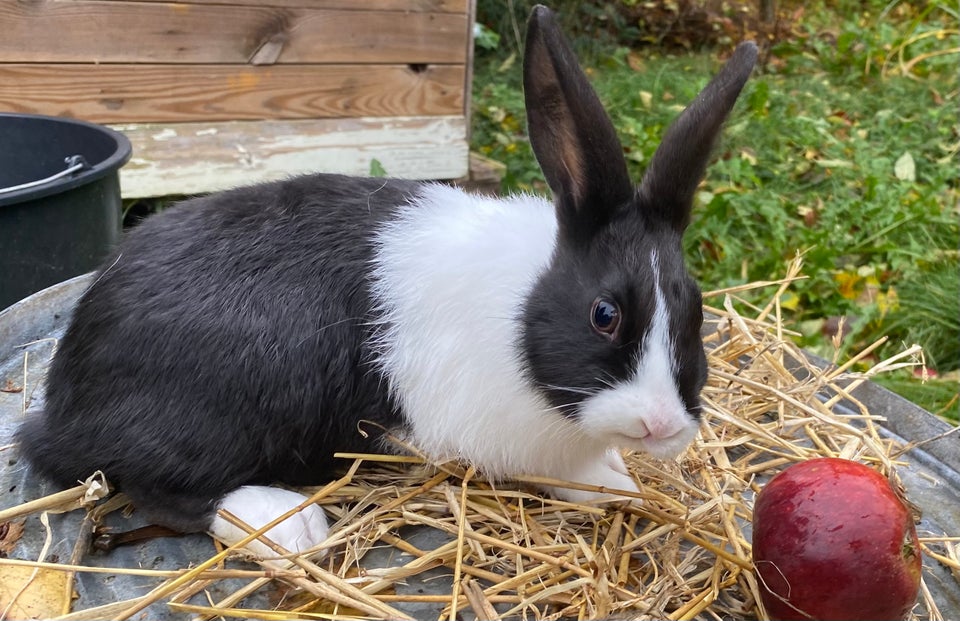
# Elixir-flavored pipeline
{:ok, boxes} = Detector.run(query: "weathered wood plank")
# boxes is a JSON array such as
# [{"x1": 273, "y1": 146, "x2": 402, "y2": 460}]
[
  {"x1": 113, "y1": 116, "x2": 470, "y2": 197},
  {"x1": 124, "y1": 0, "x2": 467, "y2": 11},
  {"x1": 0, "y1": 64, "x2": 465, "y2": 124},
  {"x1": 3, "y1": 2, "x2": 467, "y2": 64}
]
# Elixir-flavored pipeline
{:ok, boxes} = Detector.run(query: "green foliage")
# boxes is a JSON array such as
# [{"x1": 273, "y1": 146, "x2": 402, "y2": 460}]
[
  {"x1": 369, "y1": 158, "x2": 389, "y2": 178},
  {"x1": 476, "y1": 0, "x2": 632, "y2": 58},
  {"x1": 471, "y1": 1, "x2": 959, "y2": 413},
  {"x1": 863, "y1": 259, "x2": 960, "y2": 372},
  {"x1": 784, "y1": 0, "x2": 959, "y2": 81},
  {"x1": 873, "y1": 374, "x2": 960, "y2": 423},
  {"x1": 473, "y1": 22, "x2": 501, "y2": 52}
]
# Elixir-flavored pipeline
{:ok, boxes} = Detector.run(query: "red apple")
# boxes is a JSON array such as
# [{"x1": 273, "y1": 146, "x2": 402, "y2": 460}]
[{"x1": 752, "y1": 458, "x2": 921, "y2": 621}]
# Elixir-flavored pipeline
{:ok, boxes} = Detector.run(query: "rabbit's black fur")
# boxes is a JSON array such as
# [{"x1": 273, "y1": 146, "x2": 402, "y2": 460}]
[
  {"x1": 19, "y1": 175, "x2": 416, "y2": 531},
  {"x1": 522, "y1": 222, "x2": 708, "y2": 420}
]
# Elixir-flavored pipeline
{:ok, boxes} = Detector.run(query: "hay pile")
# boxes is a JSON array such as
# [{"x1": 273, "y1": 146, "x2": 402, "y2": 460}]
[{"x1": 2, "y1": 259, "x2": 957, "y2": 620}]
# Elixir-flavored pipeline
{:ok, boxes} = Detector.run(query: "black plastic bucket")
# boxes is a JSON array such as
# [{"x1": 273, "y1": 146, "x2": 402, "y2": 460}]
[{"x1": 0, "y1": 113, "x2": 132, "y2": 311}]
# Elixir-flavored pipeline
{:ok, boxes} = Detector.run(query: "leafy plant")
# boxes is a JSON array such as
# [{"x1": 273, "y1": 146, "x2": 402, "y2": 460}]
[
  {"x1": 471, "y1": 0, "x2": 959, "y2": 415},
  {"x1": 369, "y1": 158, "x2": 389, "y2": 178}
]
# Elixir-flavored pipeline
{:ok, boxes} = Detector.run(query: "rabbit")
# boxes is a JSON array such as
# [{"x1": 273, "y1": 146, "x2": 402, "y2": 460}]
[{"x1": 17, "y1": 5, "x2": 757, "y2": 559}]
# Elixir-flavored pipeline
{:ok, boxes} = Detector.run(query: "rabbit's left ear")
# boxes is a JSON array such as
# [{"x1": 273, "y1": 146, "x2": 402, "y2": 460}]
[
  {"x1": 523, "y1": 5, "x2": 633, "y2": 242},
  {"x1": 638, "y1": 41, "x2": 758, "y2": 232}
]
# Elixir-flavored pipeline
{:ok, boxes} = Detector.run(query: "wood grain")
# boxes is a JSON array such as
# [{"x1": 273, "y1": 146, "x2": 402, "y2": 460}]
[
  {"x1": 123, "y1": 0, "x2": 467, "y2": 11},
  {"x1": 113, "y1": 116, "x2": 470, "y2": 197},
  {"x1": 0, "y1": 64, "x2": 465, "y2": 123},
  {"x1": 3, "y1": 2, "x2": 467, "y2": 64}
]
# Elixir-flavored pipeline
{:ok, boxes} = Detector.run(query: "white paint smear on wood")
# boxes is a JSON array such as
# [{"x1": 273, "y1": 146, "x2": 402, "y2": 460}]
[{"x1": 113, "y1": 116, "x2": 469, "y2": 198}]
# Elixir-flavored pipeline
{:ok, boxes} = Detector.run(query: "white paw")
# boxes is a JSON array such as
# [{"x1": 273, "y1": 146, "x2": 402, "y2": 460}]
[
  {"x1": 602, "y1": 448, "x2": 631, "y2": 476},
  {"x1": 209, "y1": 486, "x2": 329, "y2": 563},
  {"x1": 549, "y1": 450, "x2": 641, "y2": 505}
]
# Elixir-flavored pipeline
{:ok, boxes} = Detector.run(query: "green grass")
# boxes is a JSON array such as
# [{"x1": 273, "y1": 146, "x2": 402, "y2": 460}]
[
  {"x1": 873, "y1": 374, "x2": 959, "y2": 423},
  {"x1": 472, "y1": 1, "x2": 959, "y2": 415}
]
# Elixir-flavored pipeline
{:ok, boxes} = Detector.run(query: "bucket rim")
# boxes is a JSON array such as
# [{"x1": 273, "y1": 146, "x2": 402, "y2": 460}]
[{"x1": 0, "y1": 113, "x2": 132, "y2": 207}]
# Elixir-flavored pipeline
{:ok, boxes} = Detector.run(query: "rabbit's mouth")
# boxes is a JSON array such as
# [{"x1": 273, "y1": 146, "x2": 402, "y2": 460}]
[
  {"x1": 612, "y1": 431, "x2": 650, "y2": 446},
  {"x1": 623, "y1": 425, "x2": 699, "y2": 460},
  {"x1": 607, "y1": 431, "x2": 659, "y2": 456}
]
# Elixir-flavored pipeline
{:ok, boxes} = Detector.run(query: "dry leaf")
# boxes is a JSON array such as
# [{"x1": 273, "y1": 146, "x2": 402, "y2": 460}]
[
  {"x1": 895, "y1": 151, "x2": 916, "y2": 181},
  {"x1": 639, "y1": 90, "x2": 653, "y2": 109},
  {"x1": 0, "y1": 565, "x2": 70, "y2": 619},
  {"x1": 0, "y1": 380, "x2": 22, "y2": 393},
  {"x1": 0, "y1": 521, "x2": 25, "y2": 556}
]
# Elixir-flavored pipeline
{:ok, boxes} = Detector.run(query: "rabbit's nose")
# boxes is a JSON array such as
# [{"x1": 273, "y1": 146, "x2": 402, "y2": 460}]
[{"x1": 641, "y1": 398, "x2": 690, "y2": 440}]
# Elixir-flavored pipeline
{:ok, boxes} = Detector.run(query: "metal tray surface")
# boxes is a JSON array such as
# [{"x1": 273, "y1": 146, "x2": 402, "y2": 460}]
[{"x1": 1, "y1": 274, "x2": 958, "y2": 619}]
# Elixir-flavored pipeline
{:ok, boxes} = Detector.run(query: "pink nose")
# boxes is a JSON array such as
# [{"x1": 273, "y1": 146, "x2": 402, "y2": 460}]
[{"x1": 642, "y1": 409, "x2": 690, "y2": 440}]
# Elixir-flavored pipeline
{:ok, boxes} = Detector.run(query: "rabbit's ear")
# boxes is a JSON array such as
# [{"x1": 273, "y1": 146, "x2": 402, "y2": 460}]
[
  {"x1": 639, "y1": 41, "x2": 758, "y2": 232},
  {"x1": 523, "y1": 5, "x2": 633, "y2": 241}
]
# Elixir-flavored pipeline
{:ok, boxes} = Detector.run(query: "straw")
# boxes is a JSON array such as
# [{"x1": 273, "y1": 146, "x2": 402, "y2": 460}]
[{"x1": 2, "y1": 268, "x2": 955, "y2": 620}]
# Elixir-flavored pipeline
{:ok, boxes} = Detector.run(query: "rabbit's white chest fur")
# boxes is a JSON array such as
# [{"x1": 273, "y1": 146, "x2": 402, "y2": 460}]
[
  {"x1": 370, "y1": 184, "x2": 694, "y2": 497},
  {"x1": 371, "y1": 184, "x2": 572, "y2": 478}
]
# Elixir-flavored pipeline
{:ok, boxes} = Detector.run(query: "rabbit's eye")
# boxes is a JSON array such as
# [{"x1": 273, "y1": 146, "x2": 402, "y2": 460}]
[{"x1": 590, "y1": 297, "x2": 621, "y2": 337}]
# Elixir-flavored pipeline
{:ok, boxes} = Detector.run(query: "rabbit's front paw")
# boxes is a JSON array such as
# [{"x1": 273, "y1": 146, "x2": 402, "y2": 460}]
[
  {"x1": 548, "y1": 450, "x2": 640, "y2": 505},
  {"x1": 209, "y1": 486, "x2": 328, "y2": 564}
]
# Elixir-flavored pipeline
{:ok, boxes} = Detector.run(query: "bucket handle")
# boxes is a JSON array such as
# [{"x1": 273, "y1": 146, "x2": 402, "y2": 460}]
[{"x1": 0, "y1": 155, "x2": 89, "y2": 195}]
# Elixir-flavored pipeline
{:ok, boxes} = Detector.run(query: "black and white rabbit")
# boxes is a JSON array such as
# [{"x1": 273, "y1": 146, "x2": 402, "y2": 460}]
[{"x1": 18, "y1": 6, "x2": 757, "y2": 558}]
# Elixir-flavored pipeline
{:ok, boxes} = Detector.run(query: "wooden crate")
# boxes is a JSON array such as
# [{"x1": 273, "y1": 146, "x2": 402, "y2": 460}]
[{"x1": 1, "y1": 0, "x2": 474, "y2": 197}]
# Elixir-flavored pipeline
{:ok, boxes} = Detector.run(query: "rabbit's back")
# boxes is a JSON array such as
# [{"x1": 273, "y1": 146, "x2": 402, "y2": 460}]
[{"x1": 18, "y1": 174, "x2": 416, "y2": 529}]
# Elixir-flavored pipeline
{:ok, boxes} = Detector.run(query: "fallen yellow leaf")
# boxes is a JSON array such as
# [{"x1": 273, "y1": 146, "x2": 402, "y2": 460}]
[
  {"x1": 834, "y1": 271, "x2": 861, "y2": 300},
  {"x1": 780, "y1": 292, "x2": 800, "y2": 311},
  {"x1": 0, "y1": 565, "x2": 71, "y2": 619}
]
